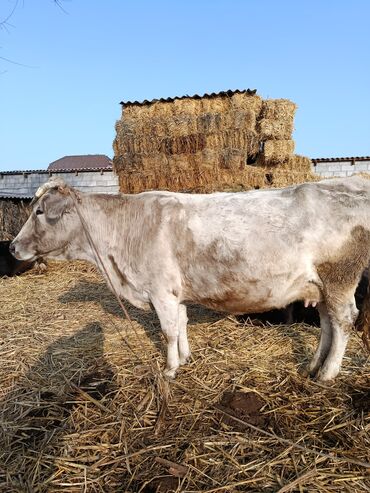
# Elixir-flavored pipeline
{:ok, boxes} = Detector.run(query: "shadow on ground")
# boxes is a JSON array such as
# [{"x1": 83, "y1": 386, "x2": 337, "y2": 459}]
[{"x1": 0, "y1": 322, "x2": 116, "y2": 492}]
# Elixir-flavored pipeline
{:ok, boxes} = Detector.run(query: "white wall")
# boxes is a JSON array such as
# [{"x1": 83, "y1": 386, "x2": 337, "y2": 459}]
[
  {"x1": 0, "y1": 170, "x2": 119, "y2": 198},
  {"x1": 313, "y1": 159, "x2": 370, "y2": 178}
]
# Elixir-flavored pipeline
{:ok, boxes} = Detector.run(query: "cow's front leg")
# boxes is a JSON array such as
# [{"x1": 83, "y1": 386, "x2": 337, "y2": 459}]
[
  {"x1": 151, "y1": 296, "x2": 181, "y2": 378},
  {"x1": 178, "y1": 303, "x2": 191, "y2": 365}
]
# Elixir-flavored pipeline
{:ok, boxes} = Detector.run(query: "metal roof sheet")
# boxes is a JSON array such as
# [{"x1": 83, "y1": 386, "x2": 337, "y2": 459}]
[
  {"x1": 0, "y1": 167, "x2": 114, "y2": 175},
  {"x1": 120, "y1": 88, "x2": 257, "y2": 107},
  {"x1": 0, "y1": 192, "x2": 33, "y2": 200},
  {"x1": 312, "y1": 156, "x2": 370, "y2": 164}
]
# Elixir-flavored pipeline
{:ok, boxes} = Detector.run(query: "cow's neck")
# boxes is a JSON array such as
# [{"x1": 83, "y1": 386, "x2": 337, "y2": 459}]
[{"x1": 73, "y1": 194, "x2": 151, "y2": 310}]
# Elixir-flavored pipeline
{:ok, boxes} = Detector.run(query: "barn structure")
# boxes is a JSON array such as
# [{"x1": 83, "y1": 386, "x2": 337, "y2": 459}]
[
  {"x1": 313, "y1": 156, "x2": 370, "y2": 178},
  {"x1": 113, "y1": 89, "x2": 316, "y2": 193},
  {"x1": 0, "y1": 155, "x2": 119, "y2": 240}
]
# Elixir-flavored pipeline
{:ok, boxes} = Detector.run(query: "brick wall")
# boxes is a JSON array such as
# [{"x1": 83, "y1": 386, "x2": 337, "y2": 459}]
[
  {"x1": 0, "y1": 170, "x2": 119, "y2": 198},
  {"x1": 313, "y1": 159, "x2": 370, "y2": 178}
]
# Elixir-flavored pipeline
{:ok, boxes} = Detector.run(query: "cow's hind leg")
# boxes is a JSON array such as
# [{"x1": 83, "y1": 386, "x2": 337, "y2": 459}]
[
  {"x1": 151, "y1": 296, "x2": 181, "y2": 378},
  {"x1": 307, "y1": 303, "x2": 332, "y2": 378},
  {"x1": 316, "y1": 298, "x2": 357, "y2": 381},
  {"x1": 314, "y1": 226, "x2": 370, "y2": 380}
]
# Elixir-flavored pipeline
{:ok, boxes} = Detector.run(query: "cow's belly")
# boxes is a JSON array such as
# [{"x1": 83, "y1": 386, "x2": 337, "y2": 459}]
[{"x1": 185, "y1": 269, "x2": 322, "y2": 315}]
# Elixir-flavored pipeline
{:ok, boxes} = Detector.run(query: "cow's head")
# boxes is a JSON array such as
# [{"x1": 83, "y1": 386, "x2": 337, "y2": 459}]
[{"x1": 10, "y1": 178, "x2": 81, "y2": 262}]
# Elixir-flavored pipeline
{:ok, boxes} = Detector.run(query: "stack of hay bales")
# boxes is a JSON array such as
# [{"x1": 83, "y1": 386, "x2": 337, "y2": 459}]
[
  {"x1": 113, "y1": 89, "x2": 317, "y2": 193},
  {"x1": 0, "y1": 199, "x2": 30, "y2": 241}
]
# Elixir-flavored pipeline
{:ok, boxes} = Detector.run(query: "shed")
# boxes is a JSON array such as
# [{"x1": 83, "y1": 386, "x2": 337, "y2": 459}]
[{"x1": 0, "y1": 156, "x2": 119, "y2": 240}]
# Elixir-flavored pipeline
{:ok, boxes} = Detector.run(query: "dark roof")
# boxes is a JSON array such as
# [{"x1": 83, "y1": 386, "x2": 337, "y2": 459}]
[
  {"x1": 48, "y1": 154, "x2": 112, "y2": 171},
  {"x1": 0, "y1": 192, "x2": 33, "y2": 199},
  {"x1": 120, "y1": 88, "x2": 257, "y2": 107},
  {"x1": 312, "y1": 156, "x2": 370, "y2": 164},
  {"x1": 0, "y1": 168, "x2": 114, "y2": 175}
]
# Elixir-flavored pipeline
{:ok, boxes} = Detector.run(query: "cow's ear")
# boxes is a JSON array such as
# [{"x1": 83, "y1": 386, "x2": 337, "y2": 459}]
[{"x1": 41, "y1": 189, "x2": 73, "y2": 220}]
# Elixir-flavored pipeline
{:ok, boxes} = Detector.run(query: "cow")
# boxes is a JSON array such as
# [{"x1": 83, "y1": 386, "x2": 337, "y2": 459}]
[
  {"x1": 240, "y1": 269, "x2": 369, "y2": 327},
  {"x1": 0, "y1": 240, "x2": 34, "y2": 277},
  {"x1": 1, "y1": 240, "x2": 47, "y2": 277},
  {"x1": 10, "y1": 176, "x2": 370, "y2": 381}
]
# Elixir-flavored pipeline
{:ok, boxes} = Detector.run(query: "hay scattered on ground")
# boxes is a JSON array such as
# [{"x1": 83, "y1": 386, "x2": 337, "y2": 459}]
[{"x1": 0, "y1": 262, "x2": 369, "y2": 492}]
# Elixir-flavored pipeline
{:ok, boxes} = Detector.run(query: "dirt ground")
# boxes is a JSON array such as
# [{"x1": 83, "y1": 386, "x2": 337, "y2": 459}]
[{"x1": 0, "y1": 262, "x2": 369, "y2": 492}]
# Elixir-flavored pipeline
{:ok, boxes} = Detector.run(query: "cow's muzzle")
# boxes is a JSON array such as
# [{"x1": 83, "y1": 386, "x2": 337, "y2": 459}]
[{"x1": 9, "y1": 240, "x2": 36, "y2": 262}]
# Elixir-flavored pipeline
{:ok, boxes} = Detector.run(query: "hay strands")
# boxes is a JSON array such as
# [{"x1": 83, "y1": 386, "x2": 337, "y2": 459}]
[
  {"x1": 1, "y1": 262, "x2": 370, "y2": 491},
  {"x1": 214, "y1": 403, "x2": 370, "y2": 469}
]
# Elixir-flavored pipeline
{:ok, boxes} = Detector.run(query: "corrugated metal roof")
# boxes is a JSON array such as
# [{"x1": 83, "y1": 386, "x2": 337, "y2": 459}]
[
  {"x1": 120, "y1": 88, "x2": 257, "y2": 107},
  {"x1": 312, "y1": 156, "x2": 370, "y2": 164},
  {"x1": 0, "y1": 168, "x2": 114, "y2": 175},
  {"x1": 0, "y1": 192, "x2": 32, "y2": 200}
]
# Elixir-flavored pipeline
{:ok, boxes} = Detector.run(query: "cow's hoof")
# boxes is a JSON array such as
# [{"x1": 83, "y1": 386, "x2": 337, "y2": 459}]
[
  {"x1": 163, "y1": 367, "x2": 177, "y2": 379},
  {"x1": 179, "y1": 353, "x2": 191, "y2": 365},
  {"x1": 315, "y1": 368, "x2": 338, "y2": 383},
  {"x1": 298, "y1": 367, "x2": 310, "y2": 379}
]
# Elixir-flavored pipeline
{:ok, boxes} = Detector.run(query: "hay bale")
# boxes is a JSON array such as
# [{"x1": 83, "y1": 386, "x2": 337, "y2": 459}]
[
  {"x1": 262, "y1": 139, "x2": 295, "y2": 165},
  {"x1": 206, "y1": 130, "x2": 260, "y2": 156},
  {"x1": 260, "y1": 98, "x2": 297, "y2": 122},
  {"x1": 230, "y1": 93, "x2": 263, "y2": 114},
  {"x1": 269, "y1": 155, "x2": 318, "y2": 187},
  {"x1": 0, "y1": 199, "x2": 30, "y2": 241},
  {"x1": 197, "y1": 113, "x2": 222, "y2": 134},
  {"x1": 113, "y1": 91, "x2": 305, "y2": 194},
  {"x1": 228, "y1": 109, "x2": 256, "y2": 130},
  {"x1": 219, "y1": 149, "x2": 246, "y2": 170},
  {"x1": 115, "y1": 152, "x2": 316, "y2": 194},
  {"x1": 167, "y1": 114, "x2": 198, "y2": 137},
  {"x1": 258, "y1": 99, "x2": 297, "y2": 140},
  {"x1": 159, "y1": 134, "x2": 207, "y2": 155},
  {"x1": 258, "y1": 118, "x2": 294, "y2": 140}
]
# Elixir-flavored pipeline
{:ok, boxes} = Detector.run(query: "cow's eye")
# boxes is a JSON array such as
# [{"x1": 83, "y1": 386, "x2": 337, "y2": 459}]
[{"x1": 36, "y1": 208, "x2": 44, "y2": 216}]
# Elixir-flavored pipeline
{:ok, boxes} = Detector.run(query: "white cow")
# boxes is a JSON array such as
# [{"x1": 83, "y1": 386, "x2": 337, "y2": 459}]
[{"x1": 10, "y1": 176, "x2": 370, "y2": 380}]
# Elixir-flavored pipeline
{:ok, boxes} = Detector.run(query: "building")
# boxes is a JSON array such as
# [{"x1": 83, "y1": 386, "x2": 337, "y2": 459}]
[
  {"x1": 312, "y1": 156, "x2": 370, "y2": 178},
  {"x1": 0, "y1": 155, "x2": 119, "y2": 200},
  {"x1": 48, "y1": 154, "x2": 113, "y2": 172},
  {"x1": 0, "y1": 155, "x2": 119, "y2": 239}
]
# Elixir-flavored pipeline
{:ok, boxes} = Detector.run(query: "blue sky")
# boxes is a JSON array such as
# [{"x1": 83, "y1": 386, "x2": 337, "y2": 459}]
[{"x1": 0, "y1": 0, "x2": 369, "y2": 171}]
